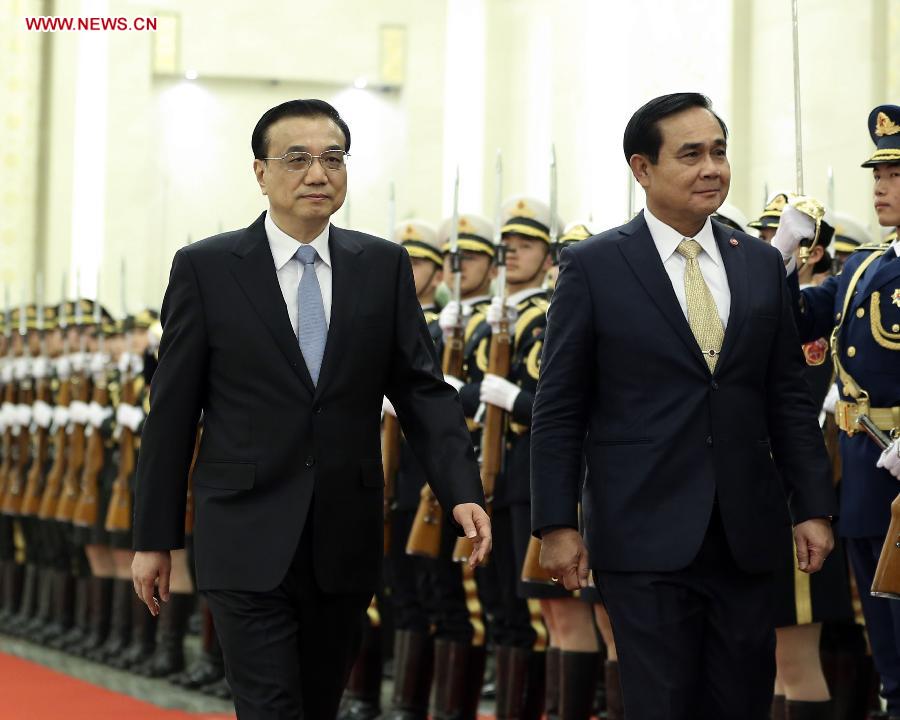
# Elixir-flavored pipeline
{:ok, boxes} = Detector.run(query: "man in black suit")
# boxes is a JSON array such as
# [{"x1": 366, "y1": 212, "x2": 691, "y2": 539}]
[
  {"x1": 130, "y1": 99, "x2": 490, "y2": 719},
  {"x1": 530, "y1": 93, "x2": 835, "y2": 720}
]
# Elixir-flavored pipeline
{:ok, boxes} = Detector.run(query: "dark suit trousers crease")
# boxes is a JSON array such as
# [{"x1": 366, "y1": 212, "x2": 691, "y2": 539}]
[
  {"x1": 846, "y1": 535, "x2": 900, "y2": 712},
  {"x1": 596, "y1": 507, "x2": 777, "y2": 720},
  {"x1": 204, "y1": 518, "x2": 371, "y2": 720}
]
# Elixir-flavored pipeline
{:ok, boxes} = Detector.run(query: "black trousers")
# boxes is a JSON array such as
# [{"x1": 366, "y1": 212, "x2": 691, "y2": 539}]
[
  {"x1": 846, "y1": 535, "x2": 900, "y2": 713},
  {"x1": 596, "y1": 508, "x2": 777, "y2": 720},
  {"x1": 204, "y1": 521, "x2": 371, "y2": 720},
  {"x1": 487, "y1": 505, "x2": 537, "y2": 648}
]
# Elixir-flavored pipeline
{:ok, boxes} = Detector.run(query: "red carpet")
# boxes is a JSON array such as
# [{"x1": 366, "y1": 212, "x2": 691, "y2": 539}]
[{"x1": 0, "y1": 651, "x2": 235, "y2": 719}]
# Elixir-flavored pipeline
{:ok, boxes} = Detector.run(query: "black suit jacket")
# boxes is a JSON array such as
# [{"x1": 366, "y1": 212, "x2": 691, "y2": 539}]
[
  {"x1": 531, "y1": 212, "x2": 835, "y2": 575},
  {"x1": 133, "y1": 213, "x2": 483, "y2": 593}
]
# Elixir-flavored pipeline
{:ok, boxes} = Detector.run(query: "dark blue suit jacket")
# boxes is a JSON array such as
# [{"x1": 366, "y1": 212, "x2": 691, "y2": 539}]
[
  {"x1": 531, "y1": 212, "x2": 836, "y2": 575},
  {"x1": 789, "y1": 245, "x2": 900, "y2": 538}
]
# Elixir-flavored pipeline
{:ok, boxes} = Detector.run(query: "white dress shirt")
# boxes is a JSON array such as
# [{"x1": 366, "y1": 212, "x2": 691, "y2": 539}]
[
  {"x1": 644, "y1": 207, "x2": 731, "y2": 328},
  {"x1": 265, "y1": 211, "x2": 333, "y2": 336}
]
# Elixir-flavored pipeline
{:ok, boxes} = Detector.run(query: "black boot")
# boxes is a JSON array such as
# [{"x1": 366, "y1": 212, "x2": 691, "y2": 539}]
[
  {"x1": 338, "y1": 622, "x2": 382, "y2": 720},
  {"x1": 460, "y1": 643, "x2": 486, "y2": 720},
  {"x1": 70, "y1": 576, "x2": 113, "y2": 657},
  {"x1": 169, "y1": 600, "x2": 224, "y2": 688},
  {"x1": 50, "y1": 574, "x2": 90, "y2": 650},
  {"x1": 7, "y1": 563, "x2": 39, "y2": 635},
  {"x1": 432, "y1": 638, "x2": 472, "y2": 720},
  {"x1": 378, "y1": 629, "x2": 433, "y2": 720},
  {"x1": 109, "y1": 591, "x2": 156, "y2": 670},
  {"x1": 785, "y1": 700, "x2": 832, "y2": 719},
  {"x1": 22, "y1": 567, "x2": 54, "y2": 639},
  {"x1": 559, "y1": 651, "x2": 600, "y2": 720},
  {"x1": 134, "y1": 592, "x2": 191, "y2": 677},
  {"x1": 0, "y1": 561, "x2": 24, "y2": 630},
  {"x1": 495, "y1": 646, "x2": 530, "y2": 720},
  {"x1": 521, "y1": 650, "x2": 546, "y2": 720},
  {"x1": 604, "y1": 660, "x2": 624, "y2": 720},
  {"x1": 88, "y1": 578, "x2": 132, "y2": 662},
  {"x1": 771, "y1": 694, "x2": 786, "y2": 720},
  {"x1": 201, "y1": 676, "x2": 233, "y2": 700},
  {"x1": 34, "y1": 570, "x2": 74, "y2": 644},
  {"x1": 545, "y1": 647, "x2": 561, "y2": 720}
]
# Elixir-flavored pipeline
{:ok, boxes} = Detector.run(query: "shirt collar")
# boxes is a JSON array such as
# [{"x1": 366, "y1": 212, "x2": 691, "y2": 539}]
[
  {"x1": 265, "y1": 211, "x2": 332, "y2": 270},
  {"x1": 644, "y1": 206, "x2": 719, "y2": 265},
  {"x1": 507, "y1": 287, "x2": 546, "y2": 306}
]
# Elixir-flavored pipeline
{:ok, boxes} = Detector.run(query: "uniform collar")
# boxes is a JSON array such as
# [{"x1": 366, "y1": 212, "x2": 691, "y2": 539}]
[
  {"x1": 644, "y1": 206, "x2": 719, "y2": 265},
  {"x1": 507, "y1": 287, "x2": 546, "y2": 306},
  {"x1": 265, "y1": 211, "x2": 332, "y2": 270},
  {"x1": 462, "y1": 294, "x2": 491, "y2": 308}
]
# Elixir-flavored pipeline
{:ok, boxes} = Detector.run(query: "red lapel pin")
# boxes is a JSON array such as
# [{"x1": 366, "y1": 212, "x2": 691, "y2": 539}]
[{"x1": 729, "y1": 238, "x2": 739, "y2": 246}]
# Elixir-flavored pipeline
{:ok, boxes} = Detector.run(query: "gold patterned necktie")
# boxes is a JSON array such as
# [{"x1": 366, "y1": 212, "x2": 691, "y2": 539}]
[{"x1": 676, "y1": 239, "x2": 724, "y2": 372}]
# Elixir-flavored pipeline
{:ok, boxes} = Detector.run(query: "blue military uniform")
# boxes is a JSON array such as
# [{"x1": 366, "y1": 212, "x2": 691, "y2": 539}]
[{"x1": 788, "y1": 104, "x2": 900, "y2": 716}]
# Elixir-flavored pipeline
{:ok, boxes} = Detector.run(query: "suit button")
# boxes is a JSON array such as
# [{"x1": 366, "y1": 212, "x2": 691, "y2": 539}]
[
  {"x1": 706, "y1": 436, "x2": 713, "y2": 446},
  {"x1": 313, "y1": 405, "x2": 322, "y2": 414},
  {"x1": 856, "y1": 307, "x2": 865, "y2": 318},
  {"x1": 711, "y1": 381, "x2": 719, "y2": 390},
  {"x1": 305, "y1": 456, "x2": 315, "y2": 468},
  {"x1": 847, "y1": 346, "x2": 857, "y2": 358}
]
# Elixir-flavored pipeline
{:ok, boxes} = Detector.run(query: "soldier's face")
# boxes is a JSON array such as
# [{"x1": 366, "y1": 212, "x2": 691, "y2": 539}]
[
  {"x1": 455, "y1": 252, "x2": 494, "y2": 296},
  {"x1": 410, "y1": 258, "x2": 441, "y2": 300},
  {"x1": 758, "y1": 227, "x2": 776, "y2": 244},
  {"x1": 504, "y1": 234, "x2": 552, "y2": 285},
  {"x1": 46, "y1": 328, "x2": 63, "y2": 357},
  {"x1": 873, "y1": 163, "x2": 900, "y2": 228},
  {"x1": 253, "y1": 115, "x2": 347, "y2": 232},
  {"x1": 634, "y1": 107, "x2": 731, "y2": 227}
]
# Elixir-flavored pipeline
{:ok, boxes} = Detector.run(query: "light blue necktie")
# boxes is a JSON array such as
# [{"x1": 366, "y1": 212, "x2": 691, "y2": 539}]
[{"x1": 295, "y1": 244, "x2": 327, "y2": 385}]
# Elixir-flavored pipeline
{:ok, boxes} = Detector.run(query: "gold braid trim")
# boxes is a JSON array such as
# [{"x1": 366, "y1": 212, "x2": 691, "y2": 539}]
[{"x1": 870, "y1": 292, "x2": 900, "y2": 350}]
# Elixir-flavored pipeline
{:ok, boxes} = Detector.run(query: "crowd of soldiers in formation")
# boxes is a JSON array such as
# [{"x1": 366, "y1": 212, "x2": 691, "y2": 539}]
[{"x1": 0, "y1": 190, "x2": 895, "y2": 720}]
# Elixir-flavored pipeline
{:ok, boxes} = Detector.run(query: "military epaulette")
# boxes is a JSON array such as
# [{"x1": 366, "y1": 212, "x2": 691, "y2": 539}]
[
  {"x1": 423, "y1": 309, "x2": 440, "y2": 324},
  {"x1": 854, "y1": 242, "x2": 892, "y2": 252}
]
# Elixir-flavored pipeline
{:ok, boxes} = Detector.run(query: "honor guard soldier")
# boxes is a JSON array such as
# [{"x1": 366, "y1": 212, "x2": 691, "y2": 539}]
[
  {"x1": 832, "y1": 213, "x2": 872, "y2": 271},
  {"x1": 773, "y1": 104, "x2": 900, "y2": 719},
  {"x1": 749, "y1": 192, "x2": 790, "y2": 244}
]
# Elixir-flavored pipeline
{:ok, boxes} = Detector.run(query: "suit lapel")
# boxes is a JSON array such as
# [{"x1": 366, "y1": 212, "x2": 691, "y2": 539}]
[
  {"x1": 617, "y1": 213, "x2": 708, "y2": 370},
  {"x1": 314, "y1": 225, "x2": 363, "y2": 399},
  {"x1": 228, "y1": 213, "x2": 315, "y2": 394},
  {"x1": 711, "y1": 220, "x2": 747, "y2": 376},
  {"x1": 850, "y1": 249, "x2": 900, "y2": 314}
]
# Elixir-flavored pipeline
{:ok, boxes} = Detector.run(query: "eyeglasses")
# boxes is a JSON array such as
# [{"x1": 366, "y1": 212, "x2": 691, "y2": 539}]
[{"x1": 262, "y1": 150, "x2": 350, "y2": 173}]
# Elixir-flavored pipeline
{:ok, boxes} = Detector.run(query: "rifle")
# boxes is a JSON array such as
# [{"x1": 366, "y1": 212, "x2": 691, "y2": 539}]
[
  {"x1": 0, "y1": 291, "x2": 14, "y2": 501},
  {"x1": 105, "y1": 344, "x2": 135, "y2": 532},
  {"x1": 73, "y1": 295, "x2": 109, "y2": 529},
  {"x1": 2, "y1": 296, "x2": 33, "y2": 516},
  {"x1": 407, "y1": 169, "x2": 462, "y2": 559},
  {"x1": 21, "y1": 279, "x2": 50, "y2": 517},
  {"x1": 454, "y1": 151, "x2": 506, "y2": 563}
]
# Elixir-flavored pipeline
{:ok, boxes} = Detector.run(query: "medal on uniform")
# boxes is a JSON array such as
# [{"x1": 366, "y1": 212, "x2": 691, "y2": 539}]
[{"x1": 891, "y1": 288, "x2": 900, "y2": 308}]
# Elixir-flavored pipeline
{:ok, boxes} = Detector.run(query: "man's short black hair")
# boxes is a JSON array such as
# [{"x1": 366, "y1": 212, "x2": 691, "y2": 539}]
[
  {"x1": 623, "y1": 93, "x2": 728, "y2": 164},
  {"x1": 251, "y1": 99, "x2": 351, "y2": 159}
]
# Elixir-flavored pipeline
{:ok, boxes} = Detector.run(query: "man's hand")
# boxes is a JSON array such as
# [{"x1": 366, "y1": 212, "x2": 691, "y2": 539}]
[
  {"x1": 794, "y1": 518, "x2": 834, "y2": 573},
  {"x1": 877, "y1": 438, "x2": 900, "y2": 480},
  {"x1": 540, "y1": 527, "x2": 590, "y2": 590},
  {"x1": 452, "y1": 503, "x2": 492, "y2": 568},
  {"x1": 132, "y1": 550, "x2": 172, "y2": 617},
  {"x1": 771, "y1": 205, "x2": 816, "y2": 263}
]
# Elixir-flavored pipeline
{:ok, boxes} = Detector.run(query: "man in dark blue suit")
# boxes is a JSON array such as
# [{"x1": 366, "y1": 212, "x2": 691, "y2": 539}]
[
  {"x1": 773, "y1": 104, "x2": 900, "y2": 719},
  {"x1": 530, "y1": 93, "x2": 836, "y2": 720}
]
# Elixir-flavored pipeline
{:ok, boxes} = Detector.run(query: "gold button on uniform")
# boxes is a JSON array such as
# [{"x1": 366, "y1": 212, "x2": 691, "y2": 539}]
[
  {"x1": 893, "y1": 324, "x2": 900, "y2": 332},
  {"x1": 847, "y1": 346, "x2": 857, "y2": 358},
  {"x1": 835, "y1": 312, "x2": 842, "y2": 321},
  {"x1": 856, "y1": 307, "x2": 865, "y2": 318}
]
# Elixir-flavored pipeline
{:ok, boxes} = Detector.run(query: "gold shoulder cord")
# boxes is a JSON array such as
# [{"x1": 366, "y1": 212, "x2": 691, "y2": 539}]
[
  {"x1": 870, "y1": 291, "x2": 900, "y2": 350},
  {"x1": 830, "y1": 250, "x2": 885, "y2": 401}
]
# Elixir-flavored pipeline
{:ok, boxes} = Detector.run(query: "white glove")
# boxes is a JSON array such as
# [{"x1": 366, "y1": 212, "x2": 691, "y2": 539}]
[
  {"x1": 439, "y1": 301, "x2": 462, "y2": 338},
  {"x1": 771, "y1": 205, "x2": 816, "y2": 263},
  {"x1": 116, "y1": 403, "x2": 144, "y2": 432},
  {"x1": 822, "y1": 384, "x2": 839, "y2": 415},
  {"x1": 480, "y1": 373, "x2": 521, "y2": 412},
  {"x1": 15, "y1": 403, "x2": 32, "y2": 428},
  {"x1": 444, "y1": 375, "x2": 464, "y2": 392},
  {"x1": 0, "y1": 362, "x2": 12, "y2": 383},
  {"x1": 52, "y1": 405, "x2": 69, "y2": 431},
  {"x1": 382, "y1": 396, "x2": 397, "y2": 418},
  {"x1": 68, "y1": 400, "x2": 90, "y2": 425},
  {"x1": 69, "y1": 352, "x2": 87, "y2": 373},
  {"x1": 90, "y1": 352, "x2": 110, "y2": 375},
  {"x1": 32, "y1": 400, "x2": 53, "y2": 429},
  {"x1": 14, "y1": 357, "x2": 31, "y2": 381},
  {"x1": 130, "y1": 353, "x2": 145, "y2": 376},
  {"x1": 117, "y1": 352, "x2": 132, "y2": 375},
  {"x1": 1, "y1": 402, "x2": 16, "y2": 429},
  {"x1": 54, "y1": 355, "x2": 71, "y2": 380},
  {"x1": 32, "y1": 356, "x2": 50, "y2": 379},
  {"x1": 87, "y1": 400, "x2": 112, "y2": 428},
  {"x1": 877, "y1": 439, "x2": 900, "y2": 480},
  {"x1": 486, "y1": 297, "x2": 517, "y2": 333}
]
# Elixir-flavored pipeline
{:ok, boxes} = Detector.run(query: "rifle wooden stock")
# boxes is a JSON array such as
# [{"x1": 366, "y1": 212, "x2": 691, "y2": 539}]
[
  {"x1": 72, "y1": 382, "x2": 109, "y2": 528},
  {"x1": 0, "y1": 382, "x2": 16, "y2": 500},
  {"x1": 521, "y1": 535, "x2": 556, "y2": 584},
  {"x1": 2, "y1": 381, "x2": 34, "y2": 515},
  {"x1": 20, "y1": 376, "x2": 52, "y2": 516},
  {"x1": 823, "y1": 411, "x2": 841, "y2": 488},
  {"x1": 382, "y1": 412, "x2": 401, "y2": 554},
  {"x1": 453, "y1": 316, "x2": 511, "y2": 562},
  {"x1": 38, "y1": 378, "x2": 70, "y2": 520},
  {"x1": 55, "y1": 374, "x2": 90, "y2": 523},
  {"x1": 872, "y1": 492, "x2": 900, "y2": 600},
  {"x1": 442, "y1": 325, "x2": 465, "y2": 378},
  {"x1": 406, "y1": 486, "x2": 443, "y2": 558},
  {"x1": 105, "y1": 375, "x2": 135, "y2": 533}
]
